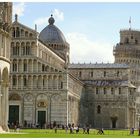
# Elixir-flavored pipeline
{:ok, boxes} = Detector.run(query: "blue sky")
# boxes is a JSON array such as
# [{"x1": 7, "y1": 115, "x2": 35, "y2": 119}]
[{"x1": 13, "y1": 2, "x2": 140, "y2": 63}]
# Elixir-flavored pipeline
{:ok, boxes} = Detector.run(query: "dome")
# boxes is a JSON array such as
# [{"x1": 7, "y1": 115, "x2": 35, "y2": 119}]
[{"x1": 39, "y1": 15, "x2": 67, "y2": 44}]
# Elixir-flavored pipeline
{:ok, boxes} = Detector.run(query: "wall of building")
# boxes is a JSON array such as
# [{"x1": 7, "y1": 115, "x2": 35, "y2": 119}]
[
  {"x1": 0, "y1": 2, "x2": 12, "y2": 132},
  {"x1": 67, "y1": 74, "x2": 84, "y2": 126}
]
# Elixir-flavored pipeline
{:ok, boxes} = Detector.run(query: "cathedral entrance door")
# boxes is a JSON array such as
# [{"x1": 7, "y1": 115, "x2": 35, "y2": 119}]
[
  {"x1": 111, "y1": 117, "x2": 117, "y2": 128},
  {"x1": 9, "y1": 105, "x2": 19, "y2": 124},
  {"x1": 38, "y1": 111, "x2": 46, "y2": 128}
]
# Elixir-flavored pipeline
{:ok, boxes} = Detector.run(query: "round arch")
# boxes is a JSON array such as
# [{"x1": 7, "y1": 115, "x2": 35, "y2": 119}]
[{"x1": 2, "y1": 67, "x2": 9, "y2": 84}]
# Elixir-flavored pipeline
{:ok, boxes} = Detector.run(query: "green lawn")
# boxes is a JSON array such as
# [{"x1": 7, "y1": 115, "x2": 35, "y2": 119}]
[{"x1": 0, "y1": 129, "x2": 139, "y2": 138}]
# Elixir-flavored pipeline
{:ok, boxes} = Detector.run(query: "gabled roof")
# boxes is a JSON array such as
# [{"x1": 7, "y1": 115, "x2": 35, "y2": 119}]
[{"x1": 12, "y1": 21, "x2": 39, "y2": 34}]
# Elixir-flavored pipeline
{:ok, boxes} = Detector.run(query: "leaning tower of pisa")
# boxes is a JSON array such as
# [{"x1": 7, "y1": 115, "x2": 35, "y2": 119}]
[
  {"x1": 114, "y1": 29, "x2": 140, "y2": 90},
  {"x1": 0, "y1": 2, "x2": 12, "y2": 131}
]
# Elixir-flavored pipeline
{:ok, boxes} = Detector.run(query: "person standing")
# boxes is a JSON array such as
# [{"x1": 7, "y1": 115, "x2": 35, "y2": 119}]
[
  {"x1": 54, "y1": 126, "x2": 57, "y2": 133},
  {"x1": 87, "y1": 126, "x2": 90, "y2": 134},
  {"x1": 83, "y1": 126, "x2": 86, "y2": 134},
  {"x1": 138, "y1": 127, "x2": 140, "y2": 136},
  {"x1": 65, "y1": 125, "x2": 68, "y2": 134},
  {"x1": 76, "y1": 126, "x2": 79, "y2": 134}
]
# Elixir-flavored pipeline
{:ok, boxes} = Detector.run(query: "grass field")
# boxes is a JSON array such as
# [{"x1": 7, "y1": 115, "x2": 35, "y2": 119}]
[{"x1": 0, "y1": 129, "x2": 140, "y2": 138}]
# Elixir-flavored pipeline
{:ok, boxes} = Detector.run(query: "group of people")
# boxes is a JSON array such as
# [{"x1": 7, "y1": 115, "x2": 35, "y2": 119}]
[
  {"x1": 9, "y1": 120, "x2": 140, "y2": 136},
  {"x1": 82, "y1": 126, "x2": 90, "y2": 134},
  {"x1": 130, "y1": 127, "x2": 135, "y2": 135},
  {"x1": 130, "y1": 127, "x2": 140, "y2": 136},
  {"x1": 53, "y1": 123, "x2": 90, "y2": 134},
  {"x1": 8, "y1": 121, "x2": 20, "y2": 132},
  {"x1": 97, "y1": 128, "x2": 104, "y2": 135},
  {"x1": 65, "y1": 124, "x2": 90, "y2": 134}
]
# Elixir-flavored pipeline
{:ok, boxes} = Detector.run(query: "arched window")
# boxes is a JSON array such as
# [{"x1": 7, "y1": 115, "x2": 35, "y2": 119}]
[
  {"x1": 13, "y1": 63, "x2": 17, "y2": 72},
  {"x1": 135, "y1": 39, "x2": 138, "y2": 44},
  {"x1": 16, "y1": 46, "x2": 19, "y2": 55},
  {"x1": 79, "y1": 71, "x2": 82, "y2": 77},
  {"x1": 104, "y1": 88, "x2": 107, "y2": 94},
  {"x1": 13, "y1": 47, "x2": 16, "y2": 55},
  {"x1": 45, "y1": 66, "x2": 49, "y2": 72},
  {"x1": 23, "y1": 77, "x2": 27, "y2": 86},
  {"x1": 104, "y1": 71, "x2": 106, "y2": 77},
  {"x1": 119, "y1": 88, "x2": 121, "y2": 94},
  {"x1": 25, "y1": 31, "x2": 28, "y2": 37},
  {"x1": 61, "y1": 82, "x2": 63, "y2": 89},
  {"x1": 21, "y1": 29, "x2": 24, "y2": 37},
  {"x1": 111, "y1": 88, "x2": 114, "y2": 94},
  {"x1": 42, "y1": 64, "x2": 45, "y2": 72},
  {"x1": 12, "y1": 28, "x2": 16, "y2": 37},
  {"x1": 29, "y1": 33, "x2": 33, "y2": 37},
  {"x1": 125, "y1": 38, "x2": 129, "y2": 44},
  {"x1": 117, "y1": 71, "x2": 119, "y2": 77},
  {"x1": 12, "y1": 76, "x2": 17, "y2": 86},
  {"x1": 96, "y1": 87, "x2": 98, "y2": 94},
  {"x1": 22, "y1": 46, "x2": 26, "y2": 55},
  {"x1": 26, "y1": 46, "x2": 30, "y2": 55},
  {"x1": 97, "y1": 105, "x2": 101, "y2": 114},
  {"x1": 91, "y1": 71, "x2": 93, "y2": 77},
  {"x1": 26, "y1": 42, "x2": 30, "y2": 55},
  {"x1": 16, "y1": 27, "x2": 20, "y2": 37},
  {"x1": 23, "y1": 62, "x2": 27, "y2": 72}
]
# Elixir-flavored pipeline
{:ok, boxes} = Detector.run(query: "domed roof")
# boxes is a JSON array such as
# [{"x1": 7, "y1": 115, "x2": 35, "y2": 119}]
[{"x1": 39, "y1": 15, "x2": 67, "y2": 44}]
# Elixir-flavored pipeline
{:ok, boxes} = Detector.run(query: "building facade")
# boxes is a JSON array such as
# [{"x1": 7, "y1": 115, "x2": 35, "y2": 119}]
[
  {"x1": 114, "y1": 29, "x2": 140, "y2": 89},
  {"x1": 9, "y1": 12, "x2": 140, "y2": 129},
  {"x1": 69, "y1": 63, "x2": 139, "y2": 129},
  {"x1": 0, "y1": 2, "x2": 12, "y2": 131},
  {"x1": 9, "y1": 15, "x2": 81, "y2": 127}
]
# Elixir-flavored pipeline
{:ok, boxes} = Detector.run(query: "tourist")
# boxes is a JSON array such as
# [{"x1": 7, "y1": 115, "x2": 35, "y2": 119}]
[
  {"x1": 62, "y1": 125, "x2": 65, "y2": 129},
  {"x1": 14, "y1": 124, "x2": 17, "y2": 132},
  {"x1": 65, "y1": 125, "x2": 68, "y2": 134},
  {"x1": 70, "y1": 126, "x2": 72, "y2": 134},
  {"x1": 138, "y1": 127, "x2": 140, "y2": 136},
  {"x1": 76, "y1": 126, "x2": 79, "y2": 134},
  {"x1": 101, "y1": 128, "x2": 104, "y2": 134},
  {"x1": 54, "y1": 126, "x2": 57, "y2": 133},
  {"x1": 86, "y1": 126, "x2": 90, "y2": 134},
  {"x1": 83, "y1": 126, "x2": 86, "y2": 134},
  {"x1": 97, "y1": 128, "x2": 104, "y2": 135},
  {"x1": 130, "y1": 127, "x2": 134, "y2": 135}
]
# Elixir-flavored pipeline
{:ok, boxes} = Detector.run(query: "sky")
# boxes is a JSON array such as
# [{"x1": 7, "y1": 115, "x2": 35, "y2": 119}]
[{"x1": 12, "y1": 2, "x2": 140, "y2": 63}]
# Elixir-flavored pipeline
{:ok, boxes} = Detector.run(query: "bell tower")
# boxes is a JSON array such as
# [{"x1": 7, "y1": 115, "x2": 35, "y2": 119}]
[{"x1": 113, "y1": 29, "x2": 140, "y2": 89}]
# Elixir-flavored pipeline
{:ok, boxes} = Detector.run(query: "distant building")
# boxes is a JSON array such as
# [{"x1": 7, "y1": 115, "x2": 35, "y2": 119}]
[
  {"x1": 0, "y1": 2, "x2": 12, "y2": 131},
  {"x1": 69, "y1": 63, "x2": 137, "y2": 128},
  {"x1": 9, "y1": 10, "x2": 140, "y2": 129}
]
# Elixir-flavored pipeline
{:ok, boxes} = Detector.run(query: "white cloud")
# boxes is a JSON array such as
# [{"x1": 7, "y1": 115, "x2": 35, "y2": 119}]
[
  {"x1": 53, "y1": 9, "x2": 64, "y2": 22},
  {"x1": 13, "y1": 2, "x2": 26, "y2": 17},
  {"x1": 34, "y1": 16, "x2": 49, "y2": 26},
  {"x1": 66, "y1": 32, "x2": 114, "y2": 63},
  {"x1": 34, "y1": 9, "x2": 64, "y2": 26}
]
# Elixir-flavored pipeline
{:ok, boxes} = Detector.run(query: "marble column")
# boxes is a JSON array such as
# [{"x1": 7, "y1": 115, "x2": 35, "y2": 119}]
[{"x1": 4, "y1": 83, "x2": 9, "y2": 131}]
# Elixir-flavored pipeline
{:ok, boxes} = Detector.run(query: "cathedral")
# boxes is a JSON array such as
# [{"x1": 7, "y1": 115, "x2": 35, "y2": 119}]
[{"x1": 1, "y1": 2, "x2": 140, "y2": 130}]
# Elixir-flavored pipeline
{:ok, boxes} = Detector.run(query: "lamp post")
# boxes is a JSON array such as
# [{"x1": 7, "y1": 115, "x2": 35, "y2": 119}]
[{"x1": 49, "y1": 94, "x2": 53, "y2": 127}]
